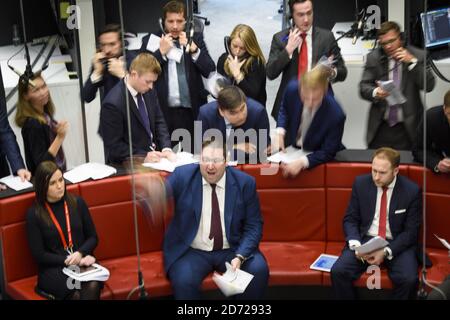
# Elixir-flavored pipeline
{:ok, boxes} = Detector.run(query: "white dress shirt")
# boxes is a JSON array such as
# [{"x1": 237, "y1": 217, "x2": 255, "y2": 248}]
[{"x1": 191, "y1": 173, "x2": 230, "y2": 251}]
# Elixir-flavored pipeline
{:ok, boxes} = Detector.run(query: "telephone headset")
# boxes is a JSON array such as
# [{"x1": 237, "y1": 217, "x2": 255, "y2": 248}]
[
  {"x1": 224, "y1": 36, "x2": 250, "y2": 61},
  {"x1": 159, "y1": 13, "x2": 195, "y2": 52}
]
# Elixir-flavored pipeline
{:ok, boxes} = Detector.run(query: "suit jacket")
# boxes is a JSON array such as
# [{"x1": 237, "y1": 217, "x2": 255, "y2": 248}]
[
  {"x1": 343, "y1": 174, "x2": 421, "y2": 257},
  {"x1": 81, "y1": 50, "x2": 137, "y2": 103},
  {"x1": 277, "y1": 79, "x2": 346, "y2": 168},
  {"x1": 21, "y1": 117, "x2": 56, "y2": 175},
  {"x1": 359, "y1": 46, "x2": 436, "y2": 147},
  {"x1": 163, "y1": 164, "x2": 263, "y2": 274},
  {"x1": 0, "y1": 69, "x2": 25, "y2": 177},
  {"x1": 217, "y1": 53, "x2": 267, "y2": 107},
  {"x1": 266, "y1": 26, "x2": 347, "y2": 119},
  {"x1": 197, "y1": 97, "x2": 271, "y2": 156},
  {"x1": 101, "y1": 79, "x2": 171, "y2": 164},
  {"x1": 413, "y1": 106, "x2": 450, "y2": 171},
  {"x1": 140, "y1": 31, "x2": 216, "y2": 121}
]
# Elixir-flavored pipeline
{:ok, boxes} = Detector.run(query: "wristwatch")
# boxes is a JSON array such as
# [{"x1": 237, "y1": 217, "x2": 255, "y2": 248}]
[
  {"x1": 434, "y1": 164, "x2": 440, "y2": 173},
  {"x1": 235, "y1": 254, "x2": 246, "y2": 263}
]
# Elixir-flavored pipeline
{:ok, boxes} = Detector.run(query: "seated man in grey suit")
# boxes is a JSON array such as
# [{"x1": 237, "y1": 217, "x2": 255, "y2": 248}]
[
  {"x1": 359, "y1": 21, "x2": 435, "y2": 150},
  {"x1": 197, "y1": 86, "x2": 270, "y2": 163},
  {"x1": 413, "y1": 89, "x2": 450, "y2": 174}
]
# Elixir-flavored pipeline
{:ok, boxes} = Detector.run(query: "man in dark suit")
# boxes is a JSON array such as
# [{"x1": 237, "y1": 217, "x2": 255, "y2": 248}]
[
  {"x1": 331, "y1": 148, "x2": 421, "y2": 300},
  {"x1": 101, "y1": 53, "x2": 174, "y2": 164},
  {"x1": 359, "y1": 21, "x2": 435, "y2": 150},
  {"x1": 197, "y1": 86, "x2": 270, "y2": 163},
  {"x1": 266, "y1": 0, "x2": 347, "y2": 121},
  {"x1": 140, "y1": 0, "x2": 215, "y2": 151},
  {"x1": 163, "y1": 139, "x2": 269, "y2": 299},
  {"x1": 413, "y1": 89, "x2": 450, "y2": 174},
  {"x1": 275, "y1": 67, "x2": 345, "y2": 177},
  {"x1": 0, "y1": 69, "x2": 31, "y2": 186},
  {"x1": 82, "y1": 24, "x2": 132, "y2": 104}
]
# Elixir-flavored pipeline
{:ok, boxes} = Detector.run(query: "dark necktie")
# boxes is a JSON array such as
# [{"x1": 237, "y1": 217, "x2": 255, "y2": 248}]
[
  {"x1": 298, "y1": 33, "x2": 308, "y2": 78},
  {"x1": 388, "y1": 62, "x2": 400, "y2": 127},
  {"x1": 378, "y1": 187, "x2": 388, "y2": 239},
  {"x1": 137, "y1": 93, "x2": 152, "y2": 140},
  {"x1": 174, "y1": 41, "x2": 192, "y2": 108},
  {"x1": 209, "y1": 184, "x2": 223, "y2": 251}
]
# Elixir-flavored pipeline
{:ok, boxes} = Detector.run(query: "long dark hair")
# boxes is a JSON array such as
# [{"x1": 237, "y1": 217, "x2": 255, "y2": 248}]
[{"x1": 33, "y1": 161, "x2": 76, "y2": 226}]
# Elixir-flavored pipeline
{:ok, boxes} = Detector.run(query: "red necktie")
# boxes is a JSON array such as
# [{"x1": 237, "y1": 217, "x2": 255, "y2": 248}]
[
  {"x1": 378, "y1": 187, "x2": 388, "y2": 239},
  {"x1": 298, "y1": 33, "x2": 308, "y2": 78},
  {"x1": 209, "y1": 184, "x2": 223, "y2": 250}
]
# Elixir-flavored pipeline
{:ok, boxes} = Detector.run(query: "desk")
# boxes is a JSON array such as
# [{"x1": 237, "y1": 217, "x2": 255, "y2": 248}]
[
  {"x1": 332, "y1": 22, "x2": 450, "y2": 149},
  {"x1": 1, "y1": 40, "x2": 87, "y2": 170}
]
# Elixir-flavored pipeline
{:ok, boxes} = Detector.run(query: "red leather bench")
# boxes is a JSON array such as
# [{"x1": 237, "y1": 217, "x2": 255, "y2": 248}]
[{"x1": 1, "y1": 163, "x2": 449, "y2": 299}]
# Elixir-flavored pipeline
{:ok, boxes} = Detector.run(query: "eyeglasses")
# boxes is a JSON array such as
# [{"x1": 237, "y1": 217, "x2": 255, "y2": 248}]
[
  {"x1": 379, "y1": 36, "x2": 399, "y2": 47},
  {"x1": 201, "y1": 157, "x2": 225, "y2": 164}
]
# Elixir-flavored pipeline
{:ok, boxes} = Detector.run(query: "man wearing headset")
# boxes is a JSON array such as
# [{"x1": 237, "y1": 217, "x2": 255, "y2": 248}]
[
  {"x1": 359, "y1": 21, "x2": 435, "y2": 151},
  {"x1": 267, "y1": 0, "x2": 347, "y2": 122}
]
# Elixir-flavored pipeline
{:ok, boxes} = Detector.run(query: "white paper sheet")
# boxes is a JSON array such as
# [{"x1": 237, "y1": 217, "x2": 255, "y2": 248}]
[
  {"x1": 212, "y1": 262, "x2": 254, "y2": 297},
  {"x1": 142, "y1": 152, "x2": 199, "y2": 172},
  {"x1": 63, "y1": 163, "x2": 117, "y2": 183},
  {"x1": 434, "y1": 234, "x2": 450, "y2": 250},
  {"x1": 146, "y1": 34, "x2": 183, "y2": 63},
  {"x1": 267, "y1": 146, "x2": 311, "y2": 164},
  {"x1": 63, "y1": 263, "x2": 110, "y2": 282},
  {"x1": 355, "y1": 236, "x2": 389, "y2": 255},
  {"x1": 378, "y1": 80, "x2": 407, "y2": 106},
  {"x1": 0, "y1": 175, "x2": 33, "y2": 191}
]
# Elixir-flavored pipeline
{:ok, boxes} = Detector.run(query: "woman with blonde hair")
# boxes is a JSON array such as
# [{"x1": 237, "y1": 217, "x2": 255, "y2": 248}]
[
  {"x1": 217, "y1": 24, "x2": 267, "y2": 106},
  {"x1": 15, "y1": 73, "x2": 68, "y2": 174}
]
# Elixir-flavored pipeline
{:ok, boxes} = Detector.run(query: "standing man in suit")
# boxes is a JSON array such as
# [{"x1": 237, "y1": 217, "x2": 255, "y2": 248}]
[
  {"x1": 275, "y1": 67, "x2": 345, "y2": 177},
  {"x1": 140, "y1": 0, "x2": 215, "y2": 151},
  {"x1": 0, "y1": 68, "x2": 31, "y2": 188},
  {"x1": 360, "y1": 21, "x2": 435, "y2": 150},
  {"x1": 197, "y1": 86, "x2": 270, "y2": 163},
  {"x1": 101, "y1": 53, "x2": 174, "y2": 164},
  {"x1": 331, "y1": 148, "x2": 421, "y2": 300},
  {"x1": 82, "y1": 24, "x2": 131, "y2": 104},
  {"x1": 413, "y1": 89, "x2": 450, "y2": 174},
  {"x1": 266, "y1": 0, "x2": 347, "y2": 121},
  {"x1": 163, "y1": 138, "x2": 269, "y2": 299}
]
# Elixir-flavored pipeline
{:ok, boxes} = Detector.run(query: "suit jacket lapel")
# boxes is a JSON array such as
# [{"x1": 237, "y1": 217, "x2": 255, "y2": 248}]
[
  {"x1": 311, "y1": 27, "x2": 319, "y2": 65},
  {"x1": 224, "y1": 169, "x2": 237, "y2": 239},
  {"x1": 192, "y1": 169, "x2": 203, "y2": 224},
  {"x1": 143, "y1": 93, "x2": 155, "y2": 138},
  {"x1": 368, "y1": 182, "x2": 378, "y2": 225},
  {"x1": 389, "y1": 178, "x2": 401, "y2": 228}
]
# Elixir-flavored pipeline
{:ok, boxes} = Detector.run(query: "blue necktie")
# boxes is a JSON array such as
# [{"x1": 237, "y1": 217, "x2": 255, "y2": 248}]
[{"x1": 137, "y1": 93, "x2": 152, "y2": 140}]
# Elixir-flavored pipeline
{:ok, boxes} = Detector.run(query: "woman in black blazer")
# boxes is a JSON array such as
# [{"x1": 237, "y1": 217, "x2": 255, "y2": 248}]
[
  {"x1": 217, "y1": 24, "x2": 267, "y2": 107},
  {"x1": 15, "y1": 73, "x2": 68, "y2": 175},
  {"x1": 26, "y1": 161, "x2": 101, "y2": 300}
]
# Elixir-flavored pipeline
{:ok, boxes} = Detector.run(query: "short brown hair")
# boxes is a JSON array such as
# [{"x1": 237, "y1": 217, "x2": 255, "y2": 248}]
[
  {"x1": 163, "y1": 0, "x2": 186, "y2": 20},
  {"x1": 444, "y1": 89, "x2": 450, "y2": 108},
  {"x1": 373, "y1": 147, "x2": 400, "y2": 168},
  {"x1": 377, "y1": 21, "x2": 401, "y2": 38},
  {"x1": 217, "y1": 86, "x2": 246, "y2": 111},
  {"x1": 288, "y1": 0, "x2": 313, "y2": 13},
  {"x1": 300, "y1": 66, "x2": 329, "y2": 91},
  {"x1": 99, "y1": 23, "x2": 121, "y2": 38},
  {"x1": 130, "y1": 53, "x2": 161, "y2": 76},
  {"x1": 202, "y1": 138, "x2": 227, "y2": 160}
]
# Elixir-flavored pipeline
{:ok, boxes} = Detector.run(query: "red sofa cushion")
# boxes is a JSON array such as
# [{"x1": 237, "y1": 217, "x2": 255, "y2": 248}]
[
  {"x1": 408, "y1": 166, "x2": 450, "y2": 194},
  {"x1": 258, "y1": 189, "x2": 326, "y2": 241}
]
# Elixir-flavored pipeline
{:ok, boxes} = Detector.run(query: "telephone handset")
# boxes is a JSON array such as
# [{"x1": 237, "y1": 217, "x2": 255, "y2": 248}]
[
  {"x1": 224, "y1": 36, "x2": 250, "y2": 61},
  {"x1": 159, "y1": 17, "x2": 194, "y2": 52}
]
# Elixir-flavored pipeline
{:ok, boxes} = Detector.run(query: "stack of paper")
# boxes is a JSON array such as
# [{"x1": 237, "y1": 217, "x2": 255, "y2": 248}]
[
  {"x1": 63, "y1": 163, "x2": 117, "y2": 183},
  {"x1": 63, "y1": 263, "x2": 110, "y2": 282},
  {"x1": 146, "y1": 34, "x2": 183, "y2": 62},
  {"x1": 0, "y1": 175, "x2": 33, "y2": 191},
  {"x1": 356, "y1": 236, "x2": 389, "y2": 255},
  {"x1": 378, "y1": 80, "x2": 407, "y2": 106},
  {"x1": 434, "y1": 234, "x2": 450, "y2": 250},
  {"x1": 267, "y1": 146, "x2": 311, "y2": 164},
  {"x1": 212, "y1": 262, "x2": 254, "y2": 297},
  {"x1": 142, "y1": 152, "x2": 199, "y2": 172}
]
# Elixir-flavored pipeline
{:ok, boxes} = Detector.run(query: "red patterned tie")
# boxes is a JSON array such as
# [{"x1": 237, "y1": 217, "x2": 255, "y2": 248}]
[
  {"x1": 298, "y1": 33, "x2": 308, "y2": 78},
  {"x1": 209, "y1": 184, "x2": 223, "y2": 250},
  {"x1": 378, "y1": 187, "x2": 388, "y2": 239}
]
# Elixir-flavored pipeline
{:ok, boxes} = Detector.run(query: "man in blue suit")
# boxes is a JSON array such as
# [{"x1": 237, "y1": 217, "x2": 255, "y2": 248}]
[
  {"x1": 275, "y1": 66, "x2": 345, "y2": 177},
  {"x1": 163, "y1": 138, "x2": 269, "y2": 299},
  {"x1": 197, "y1": 86, "x2": 270, "y2": 163},
  {"x1": 0, "y1": 69, "x2": 31, "y2": 186},
  {"x1": 331, "y1": 148, "x2": 421, "y2": 299},
  {"x1": 101, "y1": 53, "x2": 174, "y2": 164}
]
